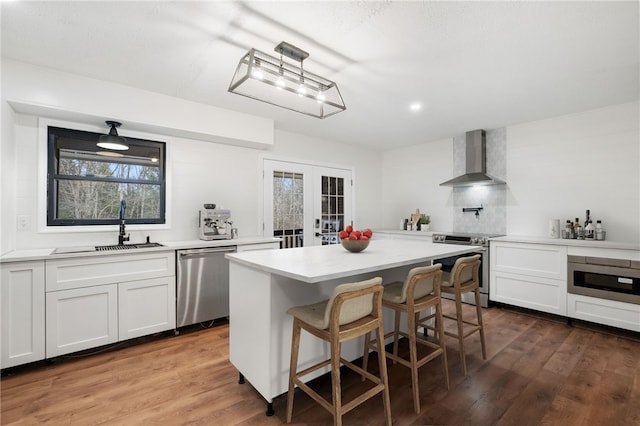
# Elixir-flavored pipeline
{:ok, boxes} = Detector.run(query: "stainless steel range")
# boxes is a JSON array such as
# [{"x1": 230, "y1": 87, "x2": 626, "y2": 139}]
[{"x1": 432, "y1": 232, "x2": 502, "y2": 308}]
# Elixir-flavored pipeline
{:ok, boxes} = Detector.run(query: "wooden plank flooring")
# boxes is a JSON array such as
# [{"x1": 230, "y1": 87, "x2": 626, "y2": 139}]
[{"x1": 1, "y1": 300, "x2": 639, "y2": 425}]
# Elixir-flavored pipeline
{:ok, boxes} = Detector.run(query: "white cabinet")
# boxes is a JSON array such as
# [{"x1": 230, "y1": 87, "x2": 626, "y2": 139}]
[
  {"x1": 46, "y1": 284, "x2": 118, "y2": 357},
  {"x1": 490, "y1": 241, "x2": 568, "y2": 315},
  {"x1": 119, "y1": 277, "x2": 175, "y2": 340},
  {"x1": 1, "y1": 261, "x2": 45, "y2": 368},
  {"x1": 45, "y1": 251, "x2": 176, "y2": 357},
  {"x1": 568, "y1": 293, "x2": 640, "y2": 332},
  {"x1": 45, "y1": 251, "x2": 175, "y2": 292}
]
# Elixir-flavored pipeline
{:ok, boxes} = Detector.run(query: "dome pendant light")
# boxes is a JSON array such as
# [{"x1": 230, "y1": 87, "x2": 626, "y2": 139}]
[{"x1": 97, "y1": 121, "x2": 129, "y2": 151}]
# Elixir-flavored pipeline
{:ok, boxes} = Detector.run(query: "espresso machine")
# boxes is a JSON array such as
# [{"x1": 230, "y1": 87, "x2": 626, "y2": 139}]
[{"x1": 198, "y1": 204, "x2": 233, "y2": 240}]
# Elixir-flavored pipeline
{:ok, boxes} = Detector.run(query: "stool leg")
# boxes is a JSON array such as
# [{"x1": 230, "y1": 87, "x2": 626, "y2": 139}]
[
  {"x1": 286, "y1": 319, "x2": 302, "y2": 423},
  {"x1": 330, "y1": 336, "x2": 343, "y2": 426},
  {"x1": 454, "y1": 292, "x2": 467, "y2": 376},
  {"x1": 392, "y1": 309, "x2": 400, "y2": 364},
  {"x1": 375, "y1": 323, "x2": 393, "y2": 426},
  {"x1": 474, "y1": 288, "x2": 487, "y2": 360},
  {"x1": 408, "y1": 307, "x2": 420, "y2": 414},
  {"x1": 436, "y1": 300, "x2": 450, "y2": 389},
  {"x1": 362, "y1": 331, "x2": 371, "y2": 381}
]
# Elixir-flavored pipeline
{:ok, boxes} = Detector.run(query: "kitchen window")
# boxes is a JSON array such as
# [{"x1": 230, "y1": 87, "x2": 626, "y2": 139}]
[{"x1": 47, "y1": 126, "x2": 166, "y2": 226}]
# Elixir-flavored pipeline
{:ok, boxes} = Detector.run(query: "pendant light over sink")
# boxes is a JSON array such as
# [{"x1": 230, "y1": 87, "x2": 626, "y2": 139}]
[{"x1": 97, "y1": 121, "x2": 129, "y2": 151}]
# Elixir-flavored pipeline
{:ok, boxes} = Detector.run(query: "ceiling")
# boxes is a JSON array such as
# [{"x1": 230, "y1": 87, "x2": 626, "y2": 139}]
[{"x1": 2, "y1": 1, "x2": 638, "y2": 151}]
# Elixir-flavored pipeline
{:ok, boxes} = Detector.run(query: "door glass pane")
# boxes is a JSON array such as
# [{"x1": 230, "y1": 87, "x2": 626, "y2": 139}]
[
  {"x1": 273, "y1": 171, "x2": 304, "y2": 248},
  {"x1": 319, "y1": 174, "x2": 345, "y2": 245}
]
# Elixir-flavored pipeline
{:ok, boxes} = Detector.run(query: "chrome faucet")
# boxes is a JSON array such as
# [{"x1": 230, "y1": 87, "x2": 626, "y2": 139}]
[{"x1": 118, "y1": 199, "x2": 130, "y2": 245}]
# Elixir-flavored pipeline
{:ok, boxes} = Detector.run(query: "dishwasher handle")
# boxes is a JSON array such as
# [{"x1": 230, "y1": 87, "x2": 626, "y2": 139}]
[{"x1": 178, "y1": 247, "x2": 236, "y2": 259}]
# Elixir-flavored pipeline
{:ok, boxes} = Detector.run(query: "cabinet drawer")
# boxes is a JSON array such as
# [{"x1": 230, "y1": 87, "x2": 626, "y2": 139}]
[
  {"x1": 46, "y1": 252, "x2": 176, "y2": 291},
  {"x1": 491, "y1": 242, "x2": 567, "y2": 280},
  {"x1": 568, "y1": 293, "x2": 640, "y2": 332},
  {"x1": 492, "y1": 271, "x2": 567, "y2": 316}
]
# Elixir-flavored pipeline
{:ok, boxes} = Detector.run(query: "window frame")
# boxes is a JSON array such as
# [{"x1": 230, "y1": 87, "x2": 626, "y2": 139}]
[{"x1": 46, "y1": 125, "x2": 167, "y2": 227}]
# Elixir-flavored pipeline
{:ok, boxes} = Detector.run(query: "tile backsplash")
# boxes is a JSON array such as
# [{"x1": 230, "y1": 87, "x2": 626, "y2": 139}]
[{"x1": 452, "y1": 128, "x2": 507, "y2": 235}]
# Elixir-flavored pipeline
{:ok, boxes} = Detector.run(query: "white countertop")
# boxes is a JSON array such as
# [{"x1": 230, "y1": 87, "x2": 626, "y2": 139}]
[
  {"x1": 375, "y1": 229, "x2": 434, "y2": 238},
  {"x1": 0, "y1": 237, "x2": 280, "y2": 263},
  {"x1": 490, "y1": 235, "x2": 639, "y2": 251},
  {"x1": 226, "y1": 239, "x2": 481, "y2": 283},
  {"x1": 160, "y1": 237, "x2": 279, "y2": 250}
]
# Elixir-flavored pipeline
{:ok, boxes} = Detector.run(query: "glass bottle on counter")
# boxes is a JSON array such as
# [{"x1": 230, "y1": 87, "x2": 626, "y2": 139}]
[
  {"x1": 595, "y1": 220, "x2": 605, "y2": 240},
  {"x1": 574, "y1": 217, "x2": 583, "y2": 239},
  {"x1": 585, "y1": 220, "x2": 595, "y2": 240},
  {"x1": 584, "y1": 209, "x2": 591, "y2": 230},
  {"x1": 566, "y1": 220, "x2": 575, "y2": 239}
]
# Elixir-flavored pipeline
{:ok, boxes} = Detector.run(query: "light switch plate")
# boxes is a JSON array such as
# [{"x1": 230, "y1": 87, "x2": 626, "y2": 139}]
[{"x1": 17, "y1": 215, "x2": 31, "y2": 231}]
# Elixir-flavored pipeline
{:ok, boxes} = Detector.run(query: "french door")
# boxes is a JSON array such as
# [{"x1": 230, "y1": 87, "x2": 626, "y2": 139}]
[{"x1": 263, "y1": 159, "x2": 352, "y2": 248}]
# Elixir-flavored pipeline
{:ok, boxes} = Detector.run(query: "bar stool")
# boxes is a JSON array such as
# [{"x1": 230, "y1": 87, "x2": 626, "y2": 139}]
[
  {"x1": 363, "y1": 264, "x2": 449, "y2": 414},
  {"x1": 286, "y1": 277, "x2": 392, "y2": 426},
  {"x1": 440, "y1": 254, "x2": 487, "y2": 376}
]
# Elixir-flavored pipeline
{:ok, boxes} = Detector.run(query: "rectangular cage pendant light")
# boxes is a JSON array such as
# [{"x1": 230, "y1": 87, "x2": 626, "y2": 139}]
[{"x1": 228, "y1": 41, "x2": 346, "y2": 119}]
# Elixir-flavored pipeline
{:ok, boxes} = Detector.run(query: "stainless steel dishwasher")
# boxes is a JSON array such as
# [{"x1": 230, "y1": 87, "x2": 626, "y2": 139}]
[{"x1": 176, "y1": 246, "x2": 236, "y2": 327}]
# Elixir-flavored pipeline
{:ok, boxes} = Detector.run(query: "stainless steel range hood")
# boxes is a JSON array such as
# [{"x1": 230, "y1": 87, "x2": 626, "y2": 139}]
[{"x1": 440, "y1": 129, "x2": 506, "y2": 187}]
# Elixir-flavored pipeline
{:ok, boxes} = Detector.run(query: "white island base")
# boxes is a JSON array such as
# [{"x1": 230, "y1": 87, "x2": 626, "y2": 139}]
[{"x1": 226, "y1": 239, "x2": 480, "y2": 413}]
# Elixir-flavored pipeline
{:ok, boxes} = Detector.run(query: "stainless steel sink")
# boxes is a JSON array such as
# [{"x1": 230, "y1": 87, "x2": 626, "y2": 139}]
[
  {"x1": 53, "y1": 242, "x2": 164, "y2": 255},
  {"x1": 94, "y1": 242, "x2": 164, "y2": 251}
]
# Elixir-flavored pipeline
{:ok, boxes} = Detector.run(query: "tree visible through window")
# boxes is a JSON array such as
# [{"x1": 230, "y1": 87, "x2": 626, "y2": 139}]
[
  {"x1": 272, "y1": 171, "x2": 304, "y2": 247},
  {"x1": 47, "y1": 126, "x2": 166, "y2": 226}
]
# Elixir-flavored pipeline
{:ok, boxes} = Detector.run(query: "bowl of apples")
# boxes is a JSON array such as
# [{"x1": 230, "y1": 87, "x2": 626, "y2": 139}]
[{"x1": 339, "y1": 226, "x2": 373, "y2": 253}]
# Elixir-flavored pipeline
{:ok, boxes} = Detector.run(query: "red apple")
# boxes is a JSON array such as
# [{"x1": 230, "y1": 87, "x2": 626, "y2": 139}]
[
  {"x1": 351, "y1": 230, "x2": 362, "y2": 239},
  {"x1": 339, "y1": 230, "x2": 349, "y2": 239},
  {"x1": 363, "y1": 228, "x2": 373, "y2": 238},
  {"x1": 344, "y1": 225, "x2": 353, "y2": 234},
  {"x1": 348, "y1": 233, "x2": 358, "y2": 240}
]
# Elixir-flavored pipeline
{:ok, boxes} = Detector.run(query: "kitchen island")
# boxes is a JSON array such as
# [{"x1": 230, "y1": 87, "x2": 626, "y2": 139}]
[{"x1": 225, "y1": 239, "x2": 480, "y2": 410}]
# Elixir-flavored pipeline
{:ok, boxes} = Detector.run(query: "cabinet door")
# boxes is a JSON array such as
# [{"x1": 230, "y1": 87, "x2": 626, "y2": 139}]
[
  {"x1": 46, "y1": 284, "x2": 118, "y2": 357},
  {"x1": 119, "y1": 277, "x2": 176, "y2": 340},
  {"x1": 1, "y1": 262, "x2": 45, "y2": 368}
]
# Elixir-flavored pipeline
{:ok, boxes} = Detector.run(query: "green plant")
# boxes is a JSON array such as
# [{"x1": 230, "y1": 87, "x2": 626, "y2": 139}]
[{"x1": 419, "y1": 214, "x2": 430, "y2": 224}]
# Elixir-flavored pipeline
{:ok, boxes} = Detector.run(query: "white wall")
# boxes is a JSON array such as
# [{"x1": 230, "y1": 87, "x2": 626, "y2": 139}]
[
  {"x1": 380, "y1": 101, "x2": 640, "y2": 244},
  {"x1": 1, "y1": 62, "x2": 381, "y2": 252},
  {"x1": 2, "y1": 60, "x2": 638, "y2": 251},
  {"x1": 506, "y1": 102, "x2": 639, "y2": 243},
  {"x1": 2, "y1": 59, "x2": 274, "y2": 148},
  {"x1": 4, "y1": 115, "x2": 381, "y2": 251},
  {"x1": 381, "y1": 139, "x2": 455, "y2": 232},
  {"x1": 0, "y1": 91, "x2": 17, "y2": 254}
]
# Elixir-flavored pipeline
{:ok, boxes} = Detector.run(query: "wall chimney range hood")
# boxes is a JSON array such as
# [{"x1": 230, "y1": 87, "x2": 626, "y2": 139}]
[{"x1": 440, "y1": 129, "x2": 506, "y2": 187}]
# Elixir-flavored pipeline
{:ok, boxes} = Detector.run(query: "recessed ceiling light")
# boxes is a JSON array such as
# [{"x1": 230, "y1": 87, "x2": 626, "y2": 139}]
[{"x1": 409, "y1": 102, "x2": 422, "y2": 112}]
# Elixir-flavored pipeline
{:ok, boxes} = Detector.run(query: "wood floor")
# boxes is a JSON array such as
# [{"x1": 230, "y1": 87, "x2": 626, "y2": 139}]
[{"x1": 2, "y1": 300, "x2": 639, "y2": 425}]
